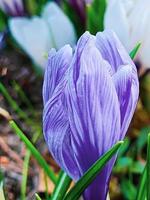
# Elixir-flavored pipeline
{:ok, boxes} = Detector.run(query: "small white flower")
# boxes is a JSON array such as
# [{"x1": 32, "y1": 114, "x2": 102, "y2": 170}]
[{"x1": 104, "y1": 0, "x2": 150, "y2": 69}]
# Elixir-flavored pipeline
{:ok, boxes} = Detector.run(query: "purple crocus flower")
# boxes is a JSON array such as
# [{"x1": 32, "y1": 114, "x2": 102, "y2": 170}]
[
  {"x1": 43, "y1": 30, "x2": 139, "y2": 200},
  {"x1": 0, "y1": 0, "x2": 24, "y2": 16}
]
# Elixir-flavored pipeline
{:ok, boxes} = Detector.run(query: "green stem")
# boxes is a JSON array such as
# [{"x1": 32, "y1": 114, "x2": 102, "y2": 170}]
[{"x1": 136, "y1": 165, "x2": 147, "y2": 200}]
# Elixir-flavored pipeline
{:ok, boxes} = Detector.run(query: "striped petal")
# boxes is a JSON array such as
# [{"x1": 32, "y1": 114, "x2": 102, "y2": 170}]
[
  {"x1": 113, "y1": 64, "x2": 139, "y2": 138},
  {"x1": 96, "y1": 30, "x2": 134, "y2": 73},
  {"x1": 43, "y1": 45, "x2": 72, "y2": 105},
  {"x1": 66, "y1": 32, "x2": 121, "y2": 199},
  {"x1": 43, "y1": 45, "x2": 80, "y2": 179}
]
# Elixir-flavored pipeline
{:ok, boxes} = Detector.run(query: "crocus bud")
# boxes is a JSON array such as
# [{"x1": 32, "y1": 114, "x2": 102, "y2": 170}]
[
  {"x1": 43, "y1": 30, "x2": 139, "y2": 200},
  {"x1": 104, "y1": 0, "x2": 150, "y2": 69},
  {"x1": 0, "y1": 0, "x2": 24, "y2": 16},
  {"x1": 9, "y1": 2, "x2": 76, "y2": 70}
]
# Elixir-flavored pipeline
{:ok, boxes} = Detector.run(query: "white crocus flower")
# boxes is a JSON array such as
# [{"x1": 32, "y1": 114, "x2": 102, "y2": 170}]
[
  {"x1": 9, "y1": 2, "x2": 76, "y2": 70},
  {"x1": 104, "y1": 0, "x2": 150, "y2": 69}
]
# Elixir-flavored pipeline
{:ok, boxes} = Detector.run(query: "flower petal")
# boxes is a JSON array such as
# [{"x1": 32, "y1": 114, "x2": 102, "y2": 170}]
[
  {"x1": 9, "y1": 17, "x2": 52, "y2": 69},
  {"x1": 96, "y1": 30, "x2": 134, "y2": 73},
  {"x1": 42, "y1": 2, "x2": 76, "y2": 49},
  {"x1": 104, "y1": 0, "x2": 130, "y2": 50},
  {"x1": 43, "y1": 46, "x2": 80, "y2": 179},
  {"x1": 43, "y1": 88, "x2": 80, "y2": 179},
  {"x1": 43, "y1": 45, "x2": 72, "y2": 105},
  {"x1": 129, "y1": 0, "x2": 150, "y2": 68},
  {"x1": 113, "y1": 64, "x2": 139, "y2": 138},
  {"x1": 66, "y1": 32, "x2": 121, "y2": 199}
]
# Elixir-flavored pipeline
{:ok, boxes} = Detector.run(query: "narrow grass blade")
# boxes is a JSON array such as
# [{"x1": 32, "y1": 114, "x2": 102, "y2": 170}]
[
  {"x1": 147, "y1": 133, "x2": 150, "y2": 200},
  {"x1": 136, "y1": 165, "x2": 146, "y2": 200},
  {"x1": 21, "y1": 127, "x2": 42, "y2": 200},
  {"x1": 35, "y1": 193, "x2": 42, "y2": 200},
  {"x1": 129, "y1": 43, "x2": 141, "y2": 59},
  {"x1": 0, "y1": 82, "x2": 28, "y2": 120},
  {"x1": 51, "y1": 171, "x2": 72, "y2": 200},
  {"x1": 0, "y1": 82, "x2": 42, "y2": 133},
  {"x1": 64, "y1": 141, "x2": 123, "y2": 200},
  {"x1": 9, "y1": 120, "x2": 57, "y2": 184},
  {"x1": 21, "y1": 150, "x2": 31, "y2": 200},
  {"x1": 12, "y1": 81, "x2": 34, "y2": 111}
]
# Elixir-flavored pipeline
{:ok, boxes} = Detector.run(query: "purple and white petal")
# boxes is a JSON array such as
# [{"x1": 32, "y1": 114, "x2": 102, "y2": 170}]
[
  {"x1": 66, "y1": 32, "x2": 121, "y2": 199},
  {"x1": 96, "y1": 30, "x2": 134, "y2": 73},
  {"x1": 113, "y1": 64, "x2": 139, "y2": 138},
  {"x1": 43, "y1": 45, "x2": 72, "y2": 105},
  {"x1": 43, "y1": 45, "x2": 80, "y2": 179}
]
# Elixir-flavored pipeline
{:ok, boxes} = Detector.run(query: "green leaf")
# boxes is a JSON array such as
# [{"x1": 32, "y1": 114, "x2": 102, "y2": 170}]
[
  {"x1": 147, "y1": 133, "x2": 150, "y2": 200},
  {"x1": 9, "y1": 120, "x2": 57, "y2": 184},
  {"x1": 51, "y1": 171, "x2": 72, "y2": 200},
  {"x1": 86, "y1": 0, "x2": 107, "y2": 34},
  {"x1": 63, "y1": 141, "x2": 123, "y2": 200},
  {"x1": 136, "y1": 165, "x2": 147, "y2": 200},
  {"x1": 118, "y1": 137, "x2": 130, "y2": 157},
  {"x1": 129, "y1": 43, "x2": 141, "y2": 59},
  {"x1": 121, "y1": 179, "x2": 137, "y2": 200}
]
